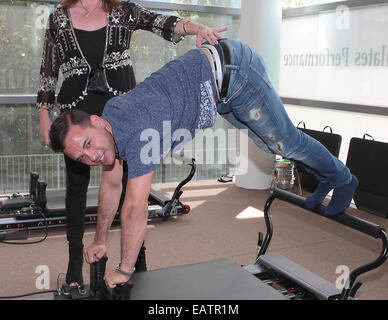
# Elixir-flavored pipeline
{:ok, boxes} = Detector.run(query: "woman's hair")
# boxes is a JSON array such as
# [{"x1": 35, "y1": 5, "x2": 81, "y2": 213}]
[
  {"x1": 60, "y1": 0, "x2": 121, "y2": 11},
  {"x1": 49, "y1": 109, "x2": 93, "y2": 152}
]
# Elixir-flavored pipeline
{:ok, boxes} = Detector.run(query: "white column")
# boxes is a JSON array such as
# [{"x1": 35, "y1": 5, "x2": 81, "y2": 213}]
[{"x1": 234, "y1": 0, "x2": 282, "y2": 190}]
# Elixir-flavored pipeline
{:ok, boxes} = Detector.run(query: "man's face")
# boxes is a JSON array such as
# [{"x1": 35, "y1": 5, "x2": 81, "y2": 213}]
[{"x1": 63, "y1": 117, "x2": 116, "y2": 166}]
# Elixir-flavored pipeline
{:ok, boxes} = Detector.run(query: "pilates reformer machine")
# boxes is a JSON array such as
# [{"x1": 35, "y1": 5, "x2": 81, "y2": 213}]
[
  {"x1": 0, "y1": 156, "x2": 196, "y2": 240},
  {"x1": 1, "y1": 153, "x2": 387, "y2": 300},
  {"x1": 44, "y1": 188, "x2": 388, "y2": 301},
  {"x1": 244, "y1": 188, "x2": 388, "y2": 300}
]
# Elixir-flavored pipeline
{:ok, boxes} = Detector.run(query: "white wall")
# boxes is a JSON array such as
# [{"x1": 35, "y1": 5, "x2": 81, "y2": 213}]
[{"x1": 280, "y1": 3, "x2": 388, "y2": 165}]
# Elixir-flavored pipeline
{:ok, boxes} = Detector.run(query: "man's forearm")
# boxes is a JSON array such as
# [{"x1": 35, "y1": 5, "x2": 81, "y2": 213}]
[
  {"x1": 94, "y1": 182, "x2": 122, "y2": 243},
  {"x1": 119, "y1": 202, "x2": 149, "y2": 273}
]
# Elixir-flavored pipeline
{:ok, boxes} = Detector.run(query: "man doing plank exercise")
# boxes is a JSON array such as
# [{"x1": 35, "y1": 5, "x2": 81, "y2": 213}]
[{"x1": 49, "y1": 38, "x2": 358, "y2": 288}]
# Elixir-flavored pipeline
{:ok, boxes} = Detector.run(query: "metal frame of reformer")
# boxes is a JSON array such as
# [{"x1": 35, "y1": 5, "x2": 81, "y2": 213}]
[
  {"x1": 35, "y1": 187, "x2": 388, "y2": 301},
  {"x1": 0, "y1": 155, "x2": 196, "y2": 235},
  {"x1": 62, "y1": 187, "x2": 388, "y2": 301},
  {"x1": 251, "y1": 188, "x2": 388, "y2": 300}
]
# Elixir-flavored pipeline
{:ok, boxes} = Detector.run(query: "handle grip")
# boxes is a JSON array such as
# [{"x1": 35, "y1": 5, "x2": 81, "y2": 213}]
[
  {"x1": 90, "y1": 255, "x2": 110, "y2": 299},
  {"x1": 36, "y1": 180, "x2": 47, "y2": 209},
  {"x1": 29, "y1": 172, "x2": 39, "y2": 201}
]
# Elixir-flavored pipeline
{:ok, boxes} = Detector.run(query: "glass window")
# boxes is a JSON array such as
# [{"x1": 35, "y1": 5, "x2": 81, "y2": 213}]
[
  {"x1": 0, "y1": 104, "x2": 69, "y2": 193},
  {"x1": 279, "y1": 2, "x2": 388, "y2": 108},
  {"x1": 0, "y1": 1, "x2": 240, "y2": 95},
  {"x1": 140, "y1": 0, "x2": 241, "y2": 8},
  {"x1": 0, "y1": 104, "x2": 43, "y2": 156},
  {"x1": 131, "y1": 9, "x2": 240, "y2": 82},
  {"x1": 0, "y1": 1, "x2": 241, "y2": 192},
  {"x1": 0, "y1": 1, "x2": 53, "y2": 95},
  {"x1": 283, "y1": 0, "x2": 346, "y2": 9}
]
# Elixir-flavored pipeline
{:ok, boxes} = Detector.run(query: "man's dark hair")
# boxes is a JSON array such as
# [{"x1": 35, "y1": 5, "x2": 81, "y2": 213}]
[{"x1": 49, "y1": 109, "x2": 93, "y2": 152}]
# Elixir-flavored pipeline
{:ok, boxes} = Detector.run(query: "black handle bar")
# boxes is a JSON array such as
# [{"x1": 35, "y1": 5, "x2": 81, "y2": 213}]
[
  {"x1": 272, "y1": 188, "x2": 384, "y2": 239},
  {"x1": 260, "y1": 188, "x2": 388, "y2": 299}
]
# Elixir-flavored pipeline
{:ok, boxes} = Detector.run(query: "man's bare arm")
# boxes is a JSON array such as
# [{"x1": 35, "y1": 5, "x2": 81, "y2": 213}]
[
  {"x1": 118, "y1": 171, "x2": 154, "y2": 274},
  {"x1": 84, "y1": 159, "x2": 123, "y2": 263}
]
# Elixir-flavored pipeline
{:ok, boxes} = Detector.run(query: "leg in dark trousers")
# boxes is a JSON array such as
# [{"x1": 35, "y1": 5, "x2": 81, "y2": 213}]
[{"x1": 64, "y1": 154, "x2": 90, "y2": 285}]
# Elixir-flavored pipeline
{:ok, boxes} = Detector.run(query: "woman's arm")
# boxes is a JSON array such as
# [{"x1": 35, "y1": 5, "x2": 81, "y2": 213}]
[
  {"x1": 36, "y1": 14, "x2": 59, "y2": 147},
  {"x1": 129, "y1": 2, "x2": 227, "y2": 47}
]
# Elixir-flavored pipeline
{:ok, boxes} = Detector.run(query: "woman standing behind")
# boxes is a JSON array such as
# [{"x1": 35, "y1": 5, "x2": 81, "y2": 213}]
[{"x1": 37, "y1": 0, "x2": 226, "y2": 292}]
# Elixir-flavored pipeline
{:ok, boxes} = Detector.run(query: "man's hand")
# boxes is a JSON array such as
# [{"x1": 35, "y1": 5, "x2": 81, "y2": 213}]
[
  {"x1": 84, "y1": 241, "x2": 107, "y2": 264},
  {"x1": 103, "y1": 267, "x2": 130, "y2": 289}
]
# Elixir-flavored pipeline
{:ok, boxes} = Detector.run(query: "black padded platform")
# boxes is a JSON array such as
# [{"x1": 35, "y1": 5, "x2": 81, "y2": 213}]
[
  {"x1": 40, "y1": 259, "x2": 287, "y2": 300},
  {"x1": 129, "y1": 259, "x2": 287, "y2": 300},
  {"x1": 254, "y1": 253, "x2": 341, "y2": 300},
  {"x1": 45, "y1": 188, "x2": 99, "y2": 215}
]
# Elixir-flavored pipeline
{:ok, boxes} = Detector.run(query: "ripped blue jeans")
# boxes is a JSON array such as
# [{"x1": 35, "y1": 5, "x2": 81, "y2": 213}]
[{"x1": 217, "y1": 39, "x2": 351, "y2": 188}]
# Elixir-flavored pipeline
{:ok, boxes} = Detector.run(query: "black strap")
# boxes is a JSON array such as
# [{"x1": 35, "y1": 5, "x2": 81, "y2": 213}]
[
  {"x1": 219, "y1": 40, "x2": 231, "y2": 99},
  {"x1": 363, "y1": 133, "x2": 374, "y2": 140},
  {"x1": 297, "y1": 121, "x2": 306, "y2": 129},
  {"x1": 323, "y1": 126, "x2": 332, "y2": 133}
]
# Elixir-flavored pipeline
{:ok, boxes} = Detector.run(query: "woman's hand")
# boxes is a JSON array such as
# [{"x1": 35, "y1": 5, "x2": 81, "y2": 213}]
[
  {"x1": 176, "y1": 20, "x2": 227, "y2": 47},
  {"x1": 194, "y1": 25, "x2": 228, "y2": 48}
]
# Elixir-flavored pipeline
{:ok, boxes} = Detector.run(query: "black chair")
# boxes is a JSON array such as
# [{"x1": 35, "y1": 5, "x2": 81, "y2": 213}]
[
  {"x1": 346, "y1": 134, "x2": 388, "y2": 218},
  {"x1": 296, "y1": 122, "x2": 342, "y2": 193}
]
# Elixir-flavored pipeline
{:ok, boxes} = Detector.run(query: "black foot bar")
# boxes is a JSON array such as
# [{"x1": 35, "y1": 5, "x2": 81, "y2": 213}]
[{"x1": 256, "y1": 188, "x2": 388, "y2": 300}]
